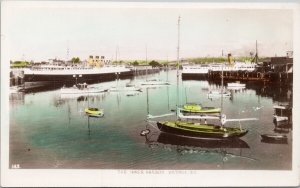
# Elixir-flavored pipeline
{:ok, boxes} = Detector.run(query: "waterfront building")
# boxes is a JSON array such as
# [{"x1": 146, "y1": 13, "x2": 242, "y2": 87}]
[{"x1": 88, "y1": 55, "x2": 111, "y2": 68}]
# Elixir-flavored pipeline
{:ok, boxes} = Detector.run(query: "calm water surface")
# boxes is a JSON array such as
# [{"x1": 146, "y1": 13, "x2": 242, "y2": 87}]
[{"x1": 9, "y1": 70, "x2": 292, "y2": 169}]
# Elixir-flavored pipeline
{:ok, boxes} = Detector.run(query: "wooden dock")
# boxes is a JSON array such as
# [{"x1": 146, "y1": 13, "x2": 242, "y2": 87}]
[{"x1": 207, "y1": 70, "x2": 292, "y2": 84}]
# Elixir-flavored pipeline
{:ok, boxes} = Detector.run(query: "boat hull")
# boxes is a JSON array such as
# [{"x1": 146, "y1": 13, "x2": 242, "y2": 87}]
[
  {"x1": 273, "y1": 115, "x2": 288, "y2": 122},
  {"x1": 157, "y1": 121, "x2": 248, "y2": 139},
  {"x1": 261, "y1": 134, "x2": 288, "y2": 144},
  {"x1": 182, "y1": 105, "x2": 221, "y2": 114},
  {"x1": 61, "y1": 88, "x2": 107, "y2": 94},
  {"x1": 85, "y1": 108, "x2": 104, "y2": 117},
  {"x1": 156, "y1": 132, "x2": 250, "y2": 148},
  {"x1": 24, "y1": 71, "x2": 134, "y2": 83}
]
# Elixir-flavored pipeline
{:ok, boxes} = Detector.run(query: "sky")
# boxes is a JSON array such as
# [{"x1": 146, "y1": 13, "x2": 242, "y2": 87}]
[{"x1": 2, "y1": 2, "x2": 294, "y2": 62}]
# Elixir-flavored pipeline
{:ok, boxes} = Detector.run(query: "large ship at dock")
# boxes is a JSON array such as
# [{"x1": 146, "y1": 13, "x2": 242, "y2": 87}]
[
  {"x1": 182, "y1": 54, "x2": 257, "y2": 79},
  {"x1": 24, "y1": 55, "x2": 134, "y2": 84},
  {"x1": 182, "y1": 62, "x2": 256, "y2": 74}
]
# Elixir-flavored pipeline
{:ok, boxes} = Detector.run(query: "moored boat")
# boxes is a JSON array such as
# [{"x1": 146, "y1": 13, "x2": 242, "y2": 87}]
[
  {"x1": 85, "y1": 107, "x2": 104, "y2": 117},
  {"x1": 60, "y1": 83, "x2": 108, "y2": 94},
  {"x1": 227, "y1": 81, "x2": 246, "y2": 88},
  {"x1": 156, "y1": 121, "x2": 248, "y2": 138},
  {"x1": 140, "y1": 78, "x2": 170, "y2": 86},
  {"x1": 181, "y1": 103, "x2": 221, "y2": 114},
  {"x1": 207, "y1": 90, "x2": 231, "y2": 98},
  {"x1": 273, "y1": 104, "x2": 292, "y2": 124},
  {"x1": 261, "y1": 134, "x2": 288, "y2": 144}
]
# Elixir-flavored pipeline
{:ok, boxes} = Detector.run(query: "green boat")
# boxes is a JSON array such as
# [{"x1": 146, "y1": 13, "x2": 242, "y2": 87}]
[
  {"x1": 157, "y1": 121, "x2": 248, "y2": 138},
  {"x1": 182, "y1": 103, "x2": 221, "y2": 114}
]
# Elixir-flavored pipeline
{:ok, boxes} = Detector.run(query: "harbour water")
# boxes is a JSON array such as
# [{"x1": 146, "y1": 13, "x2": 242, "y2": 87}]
[{"x1": 9, "y1": 70, "x2": 292, "y2": 170}]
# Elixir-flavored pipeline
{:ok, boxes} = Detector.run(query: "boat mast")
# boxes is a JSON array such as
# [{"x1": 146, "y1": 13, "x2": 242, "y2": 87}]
[
  {"x1": 177, "y1": 16, "x2": 180, "y2": 76},
  {"x1": 66, "y1": 40, "x2": 69, "y2": 63},
  {"x1": 115, "y1": 45, "x2": 119, "y2": 64},
  {"x1": 146, "y1": 44, "x2": 148, "y2": 64},
  {"x1": 255, "y1": 40, "x2": 258, "y2": 64},
  {"x1": 176, "y1": 16, "x2": 181, "y2": 115},
  {"x1": 220, "y1": 63, "x2": 224, "y2": 126}
]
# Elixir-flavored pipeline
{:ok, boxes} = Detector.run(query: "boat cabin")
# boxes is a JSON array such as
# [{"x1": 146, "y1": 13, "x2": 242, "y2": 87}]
[
  {"x1": 77, "y1": 83, "x2": 88, "y2": 90},
  {"x1": 273, "y1": 105, "x2": 291, "y2": 117}
]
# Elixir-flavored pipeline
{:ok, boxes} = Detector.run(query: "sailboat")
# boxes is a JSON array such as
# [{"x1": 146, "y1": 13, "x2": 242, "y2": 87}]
[
  {"x1": 150, "y1": 16, "x2": 256, "y2": 139},
  {"x1": 84, "y1": 93, "x2": 104, "y2": 118}
]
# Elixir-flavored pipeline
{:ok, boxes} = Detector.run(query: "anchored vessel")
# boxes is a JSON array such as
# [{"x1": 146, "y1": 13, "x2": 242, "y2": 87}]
[
  {"x1": 24, "y1": 65, "x2": 133, "y2": 83},
  {"x1": 140, "y1": 78, "x2": 170, "y2": 86},
  {"x1": 157, "y1": 121, "x2": 248, "y2": 138},
  {"x1": 273, "y1": 104, "x2": 292, "y2": 124},
  {"x1": 227, "y1": 81, "x2": 246, "y2": 88},
  {"x1": 182, "y1": 62, "x2": 256, "y2": 78},
  {"x1": 181, "y1": 103, "x2": 221, "y2": 114},
  {"x1": 61, "y1": 83, "x2": 108, "y2": 94},
  {"x1": 85, "y1": 107, "x2": 104, "y2": 117},
  {"x1": 261, "y1": 134, "x2": 288, "y2": 144}
]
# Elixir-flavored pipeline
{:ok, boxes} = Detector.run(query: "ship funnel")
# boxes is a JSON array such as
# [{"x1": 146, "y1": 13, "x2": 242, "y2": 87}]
[{"x1": 227, "y1": 53, "x2": 233, "y2": 65}]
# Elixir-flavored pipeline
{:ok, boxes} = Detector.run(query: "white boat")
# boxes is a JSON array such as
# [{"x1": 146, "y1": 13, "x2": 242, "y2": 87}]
[
  {"x1": 60, "y1": 83, "x2": 108, "y2": 94},
  {"x1": 140, "y1": 78, "x2": 170, "y2": 86},
  {"x1": 207, "y1": 90, "x2": 231, "y2": 98},
  {"x1": 273, "y1": 104, "x2": 292, "y2": 123},
  {"x1": 227, "y1": 82, "x2": 246, "y2": 88},
  {"x1": 109, "y1": 83, "x2": 142, "y2": 92}
]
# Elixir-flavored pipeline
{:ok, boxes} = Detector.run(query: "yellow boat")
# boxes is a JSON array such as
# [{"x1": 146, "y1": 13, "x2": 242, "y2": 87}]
[
  {"x1": 182, "y1": 103, "x2": 221, "y2": 114},
  {"x1": 85, "y1": 107, "x2": 104, "y2": 117}
]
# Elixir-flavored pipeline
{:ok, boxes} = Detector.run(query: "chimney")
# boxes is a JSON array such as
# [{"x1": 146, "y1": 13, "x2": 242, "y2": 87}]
[{"x1": 227, "y1": 53, "x2": 233, "y2": 65}]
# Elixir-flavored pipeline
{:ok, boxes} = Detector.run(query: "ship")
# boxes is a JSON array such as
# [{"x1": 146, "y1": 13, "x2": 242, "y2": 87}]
[
  {"x1": 24, "y1": 56, "x2": 134, "y2": 85},
  {"x1": 182, "y1": 62, "x2": 256, "y2": 74},
  {"x1": 24, "y1": 64, "x2": 133, "y2": 83},
  {"x1": 182, "y1": 53, "x2": 257, "y2": 79}
]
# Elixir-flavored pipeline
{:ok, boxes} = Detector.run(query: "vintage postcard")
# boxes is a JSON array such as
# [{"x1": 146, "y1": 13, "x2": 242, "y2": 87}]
[{"x1": 1, "y1": 1, "x2": 299, "y2": 187}]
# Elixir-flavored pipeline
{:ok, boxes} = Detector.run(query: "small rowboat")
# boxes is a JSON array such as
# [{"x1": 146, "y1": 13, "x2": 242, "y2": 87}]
[
  {"x1": 182, "y1": 103, "x2": 221, "y2": 114},
  {"x1": 261, "y1": 134, "x2": 288, "y2": 144},
  {"x1": 85, "y1": 108, "x2": 104, "y2": 117}
]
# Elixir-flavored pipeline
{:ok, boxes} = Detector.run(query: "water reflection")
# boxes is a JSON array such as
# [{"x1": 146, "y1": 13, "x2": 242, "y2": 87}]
[
  {"x1": 147, "y1": 132, "x2": 250, "y2": 149},
  {"x1": 143, "y1": 131, "x2": 256, "y2": 165}
]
